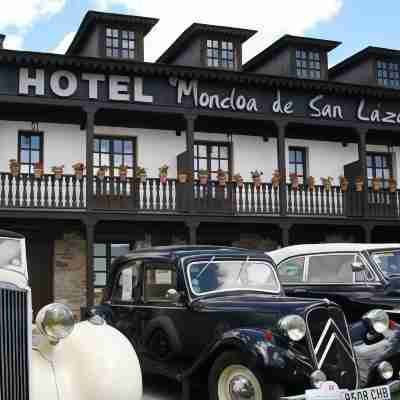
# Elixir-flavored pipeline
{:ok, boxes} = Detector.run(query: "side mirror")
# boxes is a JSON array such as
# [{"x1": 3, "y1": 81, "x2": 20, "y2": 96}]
[
  {"x1": 352, "y1": 262, "x2": 366, "y2": 273},
  {"x1": 165, "y1": 288, "x2": 181, "y2": 303}
]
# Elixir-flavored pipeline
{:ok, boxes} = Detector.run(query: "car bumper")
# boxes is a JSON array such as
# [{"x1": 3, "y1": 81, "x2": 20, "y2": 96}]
[{"x1": 281, "y1": 380, "x2": 400, "y2": 400}]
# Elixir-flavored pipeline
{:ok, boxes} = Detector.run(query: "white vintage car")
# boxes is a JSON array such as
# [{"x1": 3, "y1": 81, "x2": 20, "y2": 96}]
[{"x1": 0, "y1": 229, "x2": 142, "y2": 400}]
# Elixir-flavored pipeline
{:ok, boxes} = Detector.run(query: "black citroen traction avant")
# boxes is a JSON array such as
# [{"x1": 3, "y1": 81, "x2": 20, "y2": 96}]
[{"x1": 91, "y1": 246, "x2": 400, "y2": 400}]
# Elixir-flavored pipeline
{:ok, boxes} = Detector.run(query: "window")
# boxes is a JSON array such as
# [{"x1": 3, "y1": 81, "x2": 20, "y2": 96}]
[
  {"x1": 94, "y1": 242, "x2": 133, "y2": 287},
  {"x1": 94, "y1": 136, "x2": 136, "y2": 177},
  {"x1": 144, "y1": 262, "x2": 177, "y2": 302},
  {"x1": 289, "y1": 147, "x2": 307, "y2": 184},
  {"x1": 206, "y1": 40, "x2": 236, "y2": 69},
  {"x1": 194, "y1": 142, "x2": 230, "y2": 180},
  {"x1": 308, "y1": 254, "x2": 355, "y2": 284},
  {"x1": 367, "y1": 152, "x2": 392, "y2": 189},
  {"x1": 377, "y1": 61, "x2": 400, "y2": 88},
  {"x1": 278, "y1": 257, "x2": 305, "y2": 283},
  {"x1": 106, "y1": 27, "x2": 135, "y2": 59},
  {"x1": 296, "y1": 49, "x2": 321, "y2": 79},
  {"x1": 18, "y1": 131, "x2": 43, "y2": 174},
  {"x1": 112, "y1": 261, "x2": 141, "y2": 302}
]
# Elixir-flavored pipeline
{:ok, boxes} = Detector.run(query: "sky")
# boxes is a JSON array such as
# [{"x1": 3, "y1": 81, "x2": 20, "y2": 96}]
[{"x1": 1, "y1": 0, "x2": 400, "y2": 67}]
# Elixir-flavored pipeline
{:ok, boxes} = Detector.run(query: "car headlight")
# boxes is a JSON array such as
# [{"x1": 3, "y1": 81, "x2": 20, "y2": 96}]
[
  {"x1": 36, "y1": 303, "x2": 75, "y2": 344},
  {"x1": 378, "y1": 361, "x2": 393, "y2": 380},
  {"x1": 363, "y1": 309, "x2": 389, "y2": 334},
  {"x1": 279, "y1": 315, "x2": 306, "y2": 341},
  {"x1": 311, "y1": 370, "x2": 327, "y2": 388}
]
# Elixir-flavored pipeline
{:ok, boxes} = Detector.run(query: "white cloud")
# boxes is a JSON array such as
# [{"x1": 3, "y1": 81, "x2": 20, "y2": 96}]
[
  {"x1": 3, "y1": 35, "x2": 24, "y2": 51},
  {"x1": 51, "y1": 31, "x2": 76, "y2": 54},
  {"x1": 91, "y1": 0, "x2": 343, "y2": 62}
]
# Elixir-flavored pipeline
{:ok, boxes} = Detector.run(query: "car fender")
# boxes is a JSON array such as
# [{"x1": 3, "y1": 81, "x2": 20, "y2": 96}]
[
  {"x1": 35, "y1": 320, "x2": 142, "y2": 400},
  {"x1": 31, "y1": 348, "x2": 59, "y2": 400}
]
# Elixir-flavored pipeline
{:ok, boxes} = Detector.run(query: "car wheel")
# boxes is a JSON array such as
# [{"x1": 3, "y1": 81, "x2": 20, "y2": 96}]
[{"x1": 209, "y1": 351, "x2": 283, "y2": 400}]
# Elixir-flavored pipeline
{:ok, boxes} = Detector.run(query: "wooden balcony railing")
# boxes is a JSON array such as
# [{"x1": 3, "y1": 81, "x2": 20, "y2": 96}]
[{"x1": 0, "y1": 172, "x2": 399, "y2": 219}]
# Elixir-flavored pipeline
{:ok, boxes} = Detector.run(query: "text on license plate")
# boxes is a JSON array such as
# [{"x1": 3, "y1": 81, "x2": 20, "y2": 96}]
[{"x1": 345, "y1": 386, "x2": 390, "y2": 400}]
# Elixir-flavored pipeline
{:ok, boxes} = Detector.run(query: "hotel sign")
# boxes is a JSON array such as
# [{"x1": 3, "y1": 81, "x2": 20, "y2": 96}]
[{"x1": 7, "y1": 67, "x2": 400, "y2": 126}]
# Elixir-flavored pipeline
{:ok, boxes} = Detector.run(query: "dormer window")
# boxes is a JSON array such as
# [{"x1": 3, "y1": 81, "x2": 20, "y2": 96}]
[
  {"x1": 206, "y1": 39, "x2": 235, "y2": 69},
  {"x1": 296, "y1": 49, "x2": 321, "y2": 79},
  {"x1": 377, "y1": 61, "x2": 400, "y2": 88},
  {"x1": 106, "y1": 27, "x2": 136, "y2": 59}
]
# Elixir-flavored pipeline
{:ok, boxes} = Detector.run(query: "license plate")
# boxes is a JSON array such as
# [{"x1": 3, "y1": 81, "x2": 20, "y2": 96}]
[{"x1": 344, "y1": 386, "x2": 391, "y2": 400}]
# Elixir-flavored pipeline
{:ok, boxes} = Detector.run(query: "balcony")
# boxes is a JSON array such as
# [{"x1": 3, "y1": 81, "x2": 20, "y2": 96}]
[{"x1": 0, "y1": 172, "x2": 399, "y2": 219}]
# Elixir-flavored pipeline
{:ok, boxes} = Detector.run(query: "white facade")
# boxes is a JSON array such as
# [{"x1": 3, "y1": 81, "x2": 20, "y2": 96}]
[{"x1": 0, "y1": 119, "x2": 399, "y2": 186}]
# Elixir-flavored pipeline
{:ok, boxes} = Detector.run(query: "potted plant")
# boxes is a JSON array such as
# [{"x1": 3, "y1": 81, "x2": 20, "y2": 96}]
[
  {"x1": 118, "y1": 165, "x2": 129, "y2": 181},
  {"x1": 217, "y1": 169, "x2": 227, "y2": 186},
  {"x1": 97, "y1": 166, "x2": 108, "y2": 180},
  {"x1": 271, "y1": 169, "x2": 281, "y2": 189},
  {"x1": 52, "y1": 165, "x2": 64, "y2": 179},
  {"x1": 178, "y1": 172, "x2": 188, "y2": 184},
  {"x1": 233, "y1": 173, "x2": 244, "y2": 188},
  {"x1": 251, "y1": 170, "x2": 263, "y2": 187},
  {"x1": 372, "y1": 176, "x2": 381, "y2": 192},
  {"x1": 159, "y1": 164, "x2": 169, "y2": 185},
  {"x1": 321, "y1": 176, "x2": 333, "y2": 192},
  {"x1": 9, "y1": 159, "x2": 20, "y2": 177},
  {"x1": 339, "y1": 176, "x2": 349, "y2": 192},
  {"x1": 307, "y1": 176, "x2": 315, "y2": 191},
  {"x1": 33, "y1": 161, "x2": 44, "y2": 178},
  {"x1": 355, "y1": 176, "x2": 364, "y2": 192},
  {"x1": 136, "y1": 166, "x2": 147, "y2": 183},
  {"x1": 198, "y1": 169, "x2": 209, "y2": 185},
  {"x1": 72, "y1": 162, "x2": 85, "y2": 179},
  {"x1": 289, "y1": 172, "x2": 299, "y2": 191},
  {"x1": 389, "y1": 176, "x2": 397, "y2": 193}
]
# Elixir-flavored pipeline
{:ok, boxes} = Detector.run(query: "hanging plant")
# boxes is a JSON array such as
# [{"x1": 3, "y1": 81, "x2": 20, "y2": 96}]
[
  {"x1": 372, "y1": 176, "x2": 381, "y2": 192},
  {"x1": 289, "y1": 172, "x2": 299, "y2": 191},
  {"x1": 118, "y1": 165, "x2": 129, "y2": 181},
  {"x1": 217, "y1": 169, "x2": 227, "y2": 186},
  {"x1": 307, "y1": 176, "x2": 315, "y2": 192},
  {"x1": 33, "y1": 161, "x2": 44, "y2": 179},
  {"x1": 96, "y1": 166, "x2": 108, "y2": 180},
  {"x1": 271, "y1": 169, "x2": 281, "y2": 189},
  {"x1": 321, "y1": 176, "x2": 333, "y2": 192},
  {"x1": 135, "y1": 166, "x2": 147, "y2": 183},
  {"x1": 355, "y1": 176, "x2": 364, "y2": 192},
  {"x1": 52, "y1": 165, "x2": 64, "y2": 179},
  {"x1": 72, "y1": 162, "x2": 85, "y2": 179},
  {"x1": 159, "y1": 164, "x2": 169, "y2": 184},
  {"x1": 233, "y1": 173, "x2": 244, "y2": 188},
  {"x1": 9, "y1": 159, "x2": 20, "y2": 177},
  {"x1": 198, "y1": 169, "x2": 209, "y2": 185},
  {"x1": 389, "y1": 176, "x2": 397, "y2": 193},
  {"x1": 339, "y1": 176, "x2": 349, "y2": 192},
  {"x1": 251, "y1": 170, "x2": 263, "y2": 187}
]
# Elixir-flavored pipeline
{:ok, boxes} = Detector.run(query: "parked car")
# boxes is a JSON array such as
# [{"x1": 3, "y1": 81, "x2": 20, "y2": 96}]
[
  {"x1": 94, "y1": 245, "x2": 400, "y2": 400},
  {"x1": 269, "y1": 243, "x2": 400, "y2": 323},
  {"x1": 0, "y1": 229, "x2": 142, "y2": 400}
]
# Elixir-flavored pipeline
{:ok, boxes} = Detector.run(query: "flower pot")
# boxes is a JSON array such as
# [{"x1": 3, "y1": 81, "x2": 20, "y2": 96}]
[
  {"x1": 252, "y1": 176, "x2": 262, "y2": 187},
  {"x1": 160, "y1": 175, "x2": 168, "y2": 185},
  {"x1": 236, "y1": 178, "x2": 244, "y2": 188},
  {"x1": 139, "y1": 175, "x2": 147, "y2": 183},
  {"x1": 97, "y1": 170, "x2": 106, "y2": 181},
  {"x1": 389, "y1": 179, "x2": 397, "y2": 193},
  {"x1": 178, "y1": 174, "x2": 188, "y2": 184},
  {"x1": 10, "y1": 166, "x2": 19, "y2": 177},
  {"x1": 340, "y1": 182, "x2": 349, "y2": 192},
  {"x1": 218, "y1": 176, "x2": 227, "y2": 186},
  {"x1": 372, "y1": 181, "x2": 381, "y2": 192},
  {"x1": 355, "y1": 181, "x2": 363, "y2": 192},
  {"x1": 34, "y1": 169, "x2": 43, "y2": 179},
  {"x1": 199, "y1": 176, "x2": 208, "y2": 185},
  {"x1": 74, "y1": 170, "x2": 84, "y2": 180},
  {"x1": 119, "y1": 171, "x2": 128, "y2": 181},
  {"x1": 53, "y1": 169, "x2": 63, "y2": 179}
]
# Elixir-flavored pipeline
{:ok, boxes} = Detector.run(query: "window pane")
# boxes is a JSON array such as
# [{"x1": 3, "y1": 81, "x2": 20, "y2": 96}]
[
  {"x1": 124, "y1": 155, "x2": 133, "y2": 167},
  {"x1": 31, "y1": 151, "x2": 40, "y2": 163},
  {"x1": 95, "y1": 273, "x2": 107, "y2": 286},
  {"x1": 21, "y1": 150, "x2": 30, "y2": 163},
  {"x1": 198, "y1": 145, "x2": 207, "y2": 157},
  {"x1": 93, "y1": 153, "x2": 100, "y2": 166},
  {"x1": 21, "y1": 165, "x2": 30, "y2": 173},
  {"x1": 220, "y1": 147, "x2": 228, "y2": 158},
  {"x1": 289, "y1": 150, "x2": 295, "y2": 163},
  {"x1": 211, "y1": 159, "x2": 219, "y2": 171},
  {"x1": 278, "y1": 257, "x2": 305, "y2": 283},
  {"x1": 220, "y1": 160, "x2": 228, "y2": 171},
  {"x1": 114, "y1": 154, "x2": 122, "y2": 167},
  {"x1": 124, "y1": 141, "x2": 133, "y2": 154},
  {"x1": 101, "y1": 154, "x2": 110, "y2": 165},
  {"x1": 100, "y1": 140, "x2": 110, "y2": 152},
  {"x1": 94, "y1": 243, "x2": 106, "y2": 256},
  {"x1": 111, "y1": 243, "x2": 130, "y2": 257},
  {"x1": 114, "y1": 140, "x2": 123, "y2": 153},
  {"x1": 308, "y1": 254, "x2": 354, "y2": 283},
  {"x1": 30, "y1": 136, "x2": 40, "y2": 149},
  {"x1": 94, "y1": 258, "x2": 107, "y2": 271}
]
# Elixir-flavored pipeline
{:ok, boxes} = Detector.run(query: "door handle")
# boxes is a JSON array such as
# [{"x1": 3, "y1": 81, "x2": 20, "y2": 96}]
[{"x1": 292, "y1": 289, "x2": 307, "y2": 295}]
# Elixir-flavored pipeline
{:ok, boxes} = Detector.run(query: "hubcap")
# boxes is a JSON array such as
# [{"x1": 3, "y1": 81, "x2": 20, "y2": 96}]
[{"x1": 217, "y1": 365, "x2": 262, "y2": 400}]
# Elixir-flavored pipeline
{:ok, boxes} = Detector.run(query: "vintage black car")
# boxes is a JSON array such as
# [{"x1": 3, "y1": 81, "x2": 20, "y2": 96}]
[
  {"x1": 269, "y1": 243, "x2": 400, "y2": 323},
  {"x1": 94, "y1": 245, "x2": 400, "y2": 400}
]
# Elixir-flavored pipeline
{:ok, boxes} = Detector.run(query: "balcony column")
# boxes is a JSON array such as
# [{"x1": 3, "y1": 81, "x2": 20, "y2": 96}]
[
  {"x1": 85, "y1": 217, "x2": 97, "y2": 309},
  {"x1": 184, "y1": 113, "x2": 197, "y2": 212},
  {"x1": 186, "y1": 220, "x2": 199, "y2": 244},
  {"x1": 84, "y1": 107, "x2": 97, "y2": 210},
  {"x1": 280, "y1": 223, "x2": 292, "y2": 247},
  {"x1": 363, "y1": 224, "x2": 373, "y2": 243},
  {"x1": 357, "y1": 128, "x2": 368, "y2": 216},
  {"x1": 277, "y1": 122, "x2": 287, "y2": 216}
]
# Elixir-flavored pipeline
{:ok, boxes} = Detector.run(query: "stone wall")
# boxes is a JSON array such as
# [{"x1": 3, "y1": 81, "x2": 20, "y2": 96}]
[{"x1": 53, "y1": 238, "x2": 87, "y2": 320}]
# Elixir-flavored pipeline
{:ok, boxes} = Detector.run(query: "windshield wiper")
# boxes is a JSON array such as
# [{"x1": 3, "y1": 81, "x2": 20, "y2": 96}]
[{"x1": 195, "y1": 256, "x2": 216, "y2": 280}]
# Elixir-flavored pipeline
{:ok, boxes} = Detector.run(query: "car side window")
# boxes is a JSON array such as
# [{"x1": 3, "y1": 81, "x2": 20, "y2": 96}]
[
  {"x1": 307, "y1": 254, "x2": 355, "y2": 284},
  {"x1": 354, "y1": 256, "x2": 375, "y2": 282},
  {"x1": 112, "y1": 261, "x2": 141, "y2": 303},
  {"x1": 278, "y1": 257, "x2": 305, "y2": 283},
  {"x1": 144, "y1": 261, "x2": 177, "y2": 303}
]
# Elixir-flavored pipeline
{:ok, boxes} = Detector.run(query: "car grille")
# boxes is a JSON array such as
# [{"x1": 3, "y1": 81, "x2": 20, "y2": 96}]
[
  {"x1": 306, "y1": 304, "x2": 358, "y2": 390},
  {"x1": 0, "y1": 286, "x2": 30, "y2": 400}
]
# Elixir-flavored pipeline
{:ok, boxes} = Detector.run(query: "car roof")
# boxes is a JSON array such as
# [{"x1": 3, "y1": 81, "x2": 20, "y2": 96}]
[
  {"x1": 0, "y1": 230, "x2": 25, "y2": 239},
  {"x1": 268, "y1": 243, "x2": 400, "y2": 264}
]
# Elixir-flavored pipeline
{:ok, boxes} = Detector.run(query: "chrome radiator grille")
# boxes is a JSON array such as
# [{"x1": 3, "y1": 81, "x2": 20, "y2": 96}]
[{"x1": 0, "y1": 286, "x2": 30, "y2": 400}]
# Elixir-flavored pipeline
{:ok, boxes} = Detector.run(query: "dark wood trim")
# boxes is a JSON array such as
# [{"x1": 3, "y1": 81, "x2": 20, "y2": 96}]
[
  {"x1": 17, "y1": 130, "x2": 44, "y2": 172},
  {"x1": 277, "y1": 122, "x2": 287, "y2": 216},
  {"x1": 288, "y1": 145, "x2": 308, "y2": 181}
]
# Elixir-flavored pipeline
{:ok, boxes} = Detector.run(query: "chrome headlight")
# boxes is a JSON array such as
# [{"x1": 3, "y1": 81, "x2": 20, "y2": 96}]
[
  {"x1": 378, "y1": 361, "x2": 393, "y2": 380},
  {"x1": 310, "y1": 370, "x2": 327, "y2": 388},
  {"x1": 363, "y1": 309, "x2": 389, "y2": 334},
  {"x1": 279, "y1": 315, "x2": 306, "y2": 341},
  {"x1": 36, "y1": 303, "x2": 75, "y2": 344}
]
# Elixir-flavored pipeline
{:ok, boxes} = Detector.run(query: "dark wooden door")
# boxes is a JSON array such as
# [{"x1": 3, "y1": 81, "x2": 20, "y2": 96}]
[{"x1": 26, "y1": 236, "x2": 53, "y2": 316}]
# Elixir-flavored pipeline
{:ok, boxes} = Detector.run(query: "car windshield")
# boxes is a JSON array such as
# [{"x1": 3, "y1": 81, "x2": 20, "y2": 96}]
[
  {"x1": 371, "y1": 249, "x2": 400, "y2": 277},
  {"x1": 187, "y1": 259, "x2": 280, "y2": 296},
  {"x1": 0, "y1": 238, "x2": 23, "y2": 269}
]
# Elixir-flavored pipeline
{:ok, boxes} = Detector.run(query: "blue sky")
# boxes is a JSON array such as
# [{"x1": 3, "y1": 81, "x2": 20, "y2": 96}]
[{"x1": 2, "y1": 0, "x2": 400, "y2": 66}]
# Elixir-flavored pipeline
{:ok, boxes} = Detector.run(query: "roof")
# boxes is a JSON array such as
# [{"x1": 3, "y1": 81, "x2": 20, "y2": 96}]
[
  {"x1": 268, "y1": 243, "x2": 400, "y2": 264},
  {"x1": 67, "y1": 10, "x2": 159, "y2": 55},
  {"x1": 243, "y1": 34, "x2": 341, "y2": 72},
  {"x1": 0, "y1": 230, "x2": 25, "y2": 239},
  {"x1": 330, "y1": 46, "x2": 400, "y2": 78},
  {"x1": 157, "y1": 22, "x2": 257, "y2": 64}
]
